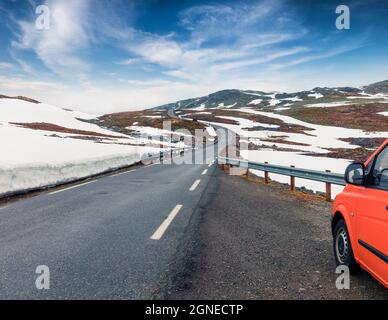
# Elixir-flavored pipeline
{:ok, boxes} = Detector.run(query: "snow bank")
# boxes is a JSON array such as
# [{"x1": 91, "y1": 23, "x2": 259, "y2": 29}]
[
  {"x1": 0, "y1": 99, "x2": 165, "y2": 197},
  {"x1": 0, "y1": 123, "x2": 160, "y2": 196},
  {"x1": 0, "y1": 153, "x2": 141, "y2": 197}
]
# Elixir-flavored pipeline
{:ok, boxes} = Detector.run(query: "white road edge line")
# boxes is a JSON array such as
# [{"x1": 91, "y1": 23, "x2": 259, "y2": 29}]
[
  {"x1": 110, "y1": 169, "x2": 136, "y2": 177},
  {"x1": 49, "y1": 181, "x2": 95, "y2": 195},
  {"x1": 143, "y1": 163, "x2": 159, "y2": 168},
  {"x1": 201, "y1": 169, "x2": 208, "y2": 175},
  {"x1": 150, "y1": 204, "x2": 183, "y2": 240},
  {"x1": 189, "y1": 179, "x2": 201, "y2": 191}
]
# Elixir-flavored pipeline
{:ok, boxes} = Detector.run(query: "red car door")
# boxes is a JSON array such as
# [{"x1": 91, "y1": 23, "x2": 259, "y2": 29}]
[{"x1": 356, "y1": 145, "x2": 388, "y2": 286}]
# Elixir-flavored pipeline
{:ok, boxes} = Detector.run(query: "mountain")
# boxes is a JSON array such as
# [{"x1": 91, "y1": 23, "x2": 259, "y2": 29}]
[
  {"x1": 154, "y1": 81, "x2": 388, "y2": 111},
  {"x1": 364, "y1": 79, "x2": 388, "y2": 94}
]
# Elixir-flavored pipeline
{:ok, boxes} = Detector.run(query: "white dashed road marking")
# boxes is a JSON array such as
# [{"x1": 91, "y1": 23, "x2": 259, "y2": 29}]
[
  {"x1": 150, "y1": 204, "x2": 183, "y2": 240},
  {"x1": 189, "y1": 179, "x2": 201, "y2": 191},
  {"x1": 201, "y1": 169, "x2": 208, "y2": 175}
]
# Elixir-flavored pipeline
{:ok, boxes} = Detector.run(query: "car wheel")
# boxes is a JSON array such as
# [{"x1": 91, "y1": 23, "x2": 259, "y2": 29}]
[{"x1": 333, "y1": 219, "x2": 360, "y2": 274}]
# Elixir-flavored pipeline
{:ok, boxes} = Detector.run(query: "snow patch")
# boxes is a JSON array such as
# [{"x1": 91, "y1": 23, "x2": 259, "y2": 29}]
[
  {"x1": 142, "y1": 115, "x2": 162, "y2": 118},
  {"x1": 248, "y1": 99, "x2": 263, "y2": 105},
  {"x1": 206, "y1": 126, "x2": 217, "y2": 137},
  {"x1": 282, "y1": 96, "x2": 302, "y2": 102},
  {"x1": 307, "y1": 92, "x2": 323, "y2": 99},
  {"x1": 269, "y1": 99, "x2": 281, "y2": 106},
  {"x1": 305, "y1": 101, "x2": 352, "y2": 108}
]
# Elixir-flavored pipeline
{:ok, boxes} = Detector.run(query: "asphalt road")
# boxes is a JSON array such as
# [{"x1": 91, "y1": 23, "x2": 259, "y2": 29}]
[{"x1": 0, "y1": 132, "x2": 229, "y2": 299}]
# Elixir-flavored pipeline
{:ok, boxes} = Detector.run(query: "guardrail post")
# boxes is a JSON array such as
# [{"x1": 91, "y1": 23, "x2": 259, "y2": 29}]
[
  {"x1": 264, "y1": 162, "x2": 269, "y2": 184},
  {"x1": 290, "y1": 165, "x2": 295, "y2": 191},
  {"x1": 325, "y1": 170, "x2": 332, "y2": 201}
]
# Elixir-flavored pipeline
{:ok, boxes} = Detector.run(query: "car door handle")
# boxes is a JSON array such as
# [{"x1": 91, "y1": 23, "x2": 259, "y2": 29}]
[{"x1": 386, "y1": 206, "x2": 388, "y2": 211}]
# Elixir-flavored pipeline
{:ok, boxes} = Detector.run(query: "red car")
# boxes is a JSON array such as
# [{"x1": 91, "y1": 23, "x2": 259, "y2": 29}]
[{"x1": 332, "y1": 139, "x2": 388, "y2": 288}]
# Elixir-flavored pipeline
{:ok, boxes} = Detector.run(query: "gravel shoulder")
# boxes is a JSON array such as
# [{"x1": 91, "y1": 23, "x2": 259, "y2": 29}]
[{"x1": 167, "y1": 167, "x2": 388, "y2": 299}]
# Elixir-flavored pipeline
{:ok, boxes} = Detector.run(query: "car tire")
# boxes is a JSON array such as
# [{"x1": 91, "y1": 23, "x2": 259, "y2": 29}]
[{"x1": 333, "y1": 219, "x2": 360, "y2": 274}]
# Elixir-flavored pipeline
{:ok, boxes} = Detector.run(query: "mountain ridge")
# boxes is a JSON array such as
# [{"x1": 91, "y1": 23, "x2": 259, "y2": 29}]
[{"x1": 154, "y1": 79, "x2": 388, "y2": 111}]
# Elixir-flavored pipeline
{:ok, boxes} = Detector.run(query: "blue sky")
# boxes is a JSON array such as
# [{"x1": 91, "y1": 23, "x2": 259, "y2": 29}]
[{"x1": 0, "y1": 0, "x2": 387, "y2": 113}]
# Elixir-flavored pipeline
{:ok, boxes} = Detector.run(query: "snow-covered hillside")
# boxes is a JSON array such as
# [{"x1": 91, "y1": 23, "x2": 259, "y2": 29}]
[
  {"x1": 179, "y1": 101, "x2": 388, "y2": 198},
  {"x1": 0, "y1": 98, "x2": 172, "y2": 197}
]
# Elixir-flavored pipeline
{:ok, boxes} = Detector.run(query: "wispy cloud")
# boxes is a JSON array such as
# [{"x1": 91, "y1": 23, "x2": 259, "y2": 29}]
[
  {"x1": 121, "y1": 0, "x2": 309, "y2": 85},
  {"x1": 0, "y1": 75, "x2": 68, "y2": 92},
  {"x1": 0, "y1": 62, "x2": 14, "y2": 70},
  {"x1": 11, "y1": 0, "x2": 92, "y2": 74},
  {"x1": 269, "y1": 35, "x2": 368, "y2": 70}
]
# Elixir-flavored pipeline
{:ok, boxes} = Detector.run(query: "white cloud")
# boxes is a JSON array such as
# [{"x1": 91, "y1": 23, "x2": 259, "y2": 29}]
[
  {"x1": 117, "y1": 58, "x2": 141, "y2": 65},
  {"x1": 12, "y1": 0, "x2": 92, "y2": 73},
  {"x1": 130, "y1": 36, "x2": 184, "y2": 68},
  {"x1": 163, "y1": 70, "x2": 195, "y2": 81},
  {"x1": 0, "y1": 62, "x2": 14, "y2": 69}
]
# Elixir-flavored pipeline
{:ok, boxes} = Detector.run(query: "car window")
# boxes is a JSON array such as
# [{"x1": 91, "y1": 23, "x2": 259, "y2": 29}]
[{"x1": 369, "y1": 146, "x2": 388, "y2": 190}]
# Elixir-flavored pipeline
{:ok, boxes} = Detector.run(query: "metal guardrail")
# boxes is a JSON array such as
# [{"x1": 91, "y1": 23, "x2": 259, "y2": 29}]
[
  {"x1": 141, "y1": 147, "x2": 189, "y2": 163},
  {"x1": 218, "y1": 156, "x2": 346, "y2": 185},
  {"x1": 218, "y1": 156, "x2": 346, "y2": 201}
]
